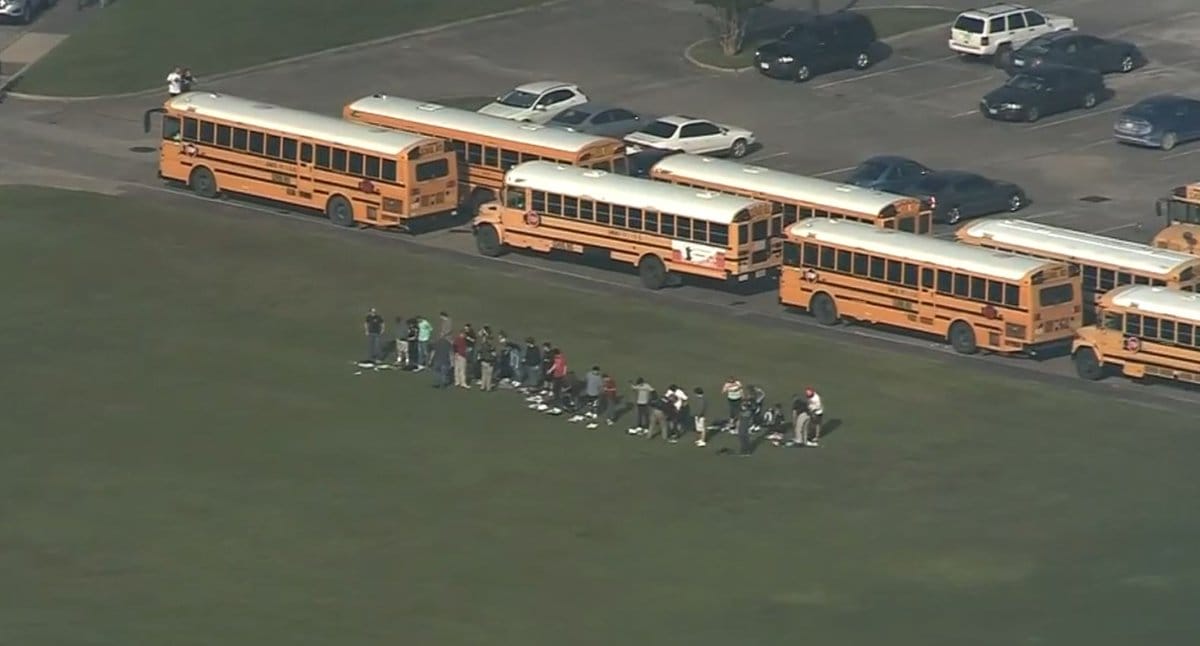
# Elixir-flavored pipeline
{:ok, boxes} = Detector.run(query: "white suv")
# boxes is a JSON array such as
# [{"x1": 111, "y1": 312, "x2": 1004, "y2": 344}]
[
  {"x1": 949, "y1": 4, "x2": 1075, "y2": 67},
  {"x1": 476, "y1": 81, "x2": 588, "y2": 124}
]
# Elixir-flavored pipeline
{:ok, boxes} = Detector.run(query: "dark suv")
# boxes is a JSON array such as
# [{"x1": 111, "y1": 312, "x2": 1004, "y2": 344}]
[{"x1": 754, "y1": 11, "x2": 878, "y2": 83}]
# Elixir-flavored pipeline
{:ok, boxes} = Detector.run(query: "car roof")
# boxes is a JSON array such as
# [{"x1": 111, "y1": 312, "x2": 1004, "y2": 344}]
[
  {"x1": 961, "y1": 4, "x2": 1031, "y2": 17},
  {"x1": 924, "y1": 170, "x2": 980, "y2": 181},
  {"x1": 511, "y1": 80, "x2": 577, "y2": 94},
  {"x1": 554, "y1": 102, "x2": 626, "y2": 115},
  {"x1": 1136, "y1": 94, "x2": 1194, "y2": 106},
  {"x1": 1016, "y1": 63, "x2": 1092, "y2": 77}
]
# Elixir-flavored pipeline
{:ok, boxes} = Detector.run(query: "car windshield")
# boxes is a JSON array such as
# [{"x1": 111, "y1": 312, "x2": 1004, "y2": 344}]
[
  {"x1": 1021, "y1": 41, "x2": 1050, "y2": 54},
  {"x1": 551, "y1": 109, "x2": 590, "y2": 125},
  {"x1": 953, "y1": 16, "x2": 985, "y2": 33},
  {"x1": 638, "y1": 120, "x2": 679, "y2": 138},
  {"x1": 914, "y1": 176, "x2": 949, "y2": 191},
  {"x1": 1127, "y1": 101, "x2": 1172, "y2": 118},
  {"x1": 781, "y1": 25, "x2": 809, "y2": 40},
  {"x1": 1005, "y1": 75, "x2": 1044, "y2": 91},
  {"x1": 496, "y1": 90, "x2": 539, "y2": 108},
  {"x1": 850, "y1": 161, "x2": 887, "y2": 181}
]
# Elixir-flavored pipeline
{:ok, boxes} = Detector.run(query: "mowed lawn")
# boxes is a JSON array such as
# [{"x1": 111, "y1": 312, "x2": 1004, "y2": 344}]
[
  {"x1": 18, "y1": 0, "x2": 547, "y2": 96},
  {"x1": 3, "y1": 187, "x2": 1200, "y2": 645}
]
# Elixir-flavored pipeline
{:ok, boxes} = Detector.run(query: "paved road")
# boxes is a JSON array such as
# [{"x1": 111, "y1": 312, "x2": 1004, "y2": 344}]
[{"x1": 1, "y1": 0, "x2": 1200, "y2": 409}]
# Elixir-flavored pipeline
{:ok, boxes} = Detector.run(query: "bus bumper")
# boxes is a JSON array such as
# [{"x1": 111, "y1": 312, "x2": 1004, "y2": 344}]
[{"x1": 1023, "y1": 337, "x2": 1074, "y2": 359}]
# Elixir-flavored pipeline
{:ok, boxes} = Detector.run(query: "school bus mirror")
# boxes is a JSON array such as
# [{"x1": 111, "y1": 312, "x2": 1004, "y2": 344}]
[{"x1": 1156, "y1": 198, "x2": 1168, "y2": 218}]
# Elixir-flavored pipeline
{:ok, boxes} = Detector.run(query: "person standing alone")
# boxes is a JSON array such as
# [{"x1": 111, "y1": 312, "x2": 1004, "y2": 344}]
[
  {"x1": 692, "y1": 387, "x2": 709, "y2": 447},
  {"x1": 804, "y1": 387, "x2": 824, "y2": 447},
  {"x1": 363, "y1": 308, "x2": 384, "y2": 363}
]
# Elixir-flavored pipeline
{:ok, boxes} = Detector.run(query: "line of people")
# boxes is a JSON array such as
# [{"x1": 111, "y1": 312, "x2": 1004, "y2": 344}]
[{"x1": 360, "y1": 308, "x2": 826, "y2": 455}]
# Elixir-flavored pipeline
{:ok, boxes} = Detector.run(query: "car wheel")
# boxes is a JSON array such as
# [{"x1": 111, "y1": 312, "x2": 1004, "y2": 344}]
[
  {"x1": 1082, "y1": 92, "x2": 1097, "y2": 109},
  {"x1": 993, "y1": 44, "x2": 1013, "y2": 69},
  {"x1": 729, "y1": 138, "x2": 748, "y2": 158},
  {"x1": 1119, "y1": 54, "x2": 1135, "y2": 73},
  {"x1": 1008, "y1": 193, "x2": 1024, "y2": 212},
  {"x1": 1025, "y1": 106, "x2": 1040, "y2": 122},
  {"x1": 794, "y1": 65, "x2": 812, "y2": 83},
  {"x1": 1161, "y1": 132, "x2": 1178, "y2": 151},
  {"x1": 854, "y1": 51, "x2": 871, "y2": 70},
  {"x1": 946, "y1": 206, "x2": 963, "y2": 225}
]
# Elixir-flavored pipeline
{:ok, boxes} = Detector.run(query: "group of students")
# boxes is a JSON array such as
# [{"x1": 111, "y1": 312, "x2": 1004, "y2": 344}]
[
  {"x1": 166, "y1": 67, "x2": 197, "y2": 97},
  {"x1": 360, "y1": 308, "x2": 826, "y2": 456}
]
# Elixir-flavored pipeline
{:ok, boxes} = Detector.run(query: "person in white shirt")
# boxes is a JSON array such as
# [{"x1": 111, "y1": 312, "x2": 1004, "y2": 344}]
[
  {"x1": 804, "y1": 387, "x2": 824, "y2": 447},
  {"x1": 664, "y1": 384, "x2": 688, "y2": 439},
  {"x1": 167, "y1": 67, "x2": 183, "y2": 96}
]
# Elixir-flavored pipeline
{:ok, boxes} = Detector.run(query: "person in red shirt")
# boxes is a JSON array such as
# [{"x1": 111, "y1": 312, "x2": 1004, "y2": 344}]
[
  {"x1": 599, "y1": 373, "x2": 619, "y2": 427},
  {"x1": 452, "y1": 329, "x2": 469, "y2": 388},
  {"x1": 547, "y1": 348, "x2": 568, "y2": 404}
]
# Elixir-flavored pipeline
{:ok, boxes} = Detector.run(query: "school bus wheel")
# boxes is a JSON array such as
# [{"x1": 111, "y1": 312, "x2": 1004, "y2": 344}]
[
  {"x1": 188, "y1": 166, "x2": 218, "y2": 199},
  {"x1": 474, "y1": 223, "x2": 505, "y2": 257},
  {"x1": 326, "y1": 195, "x2": 354, "y2": 227},
  {"x1": 1072, "y1": 347, "x2": 1105, "y2": 381},
  {"x1": 948, "y1": 320, "x2": 977, "y2": 354},
  {"x1": 638, "y1": 255, "x2": 668, "y2": 290},
  {"x1": 810, "y1": 292, "x2": 838, "y2": 326}
]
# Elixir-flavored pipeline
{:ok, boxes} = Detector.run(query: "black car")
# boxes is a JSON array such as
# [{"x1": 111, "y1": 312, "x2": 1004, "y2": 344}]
[
  {"x1": 753, "y1": 11, "x2": 877, "y2": 83},
  {"x1": 1114, "y1": 95, "x2": 1200, "y2": 151},
  {"x1": 1010, "y1": 32, "x2": 1143, "y2": 75},
  {"x1": 900, "y1": 171, "x2": 1026, "y2": 224},
  {"x1": 980, "y1": 64, "x2": 1106, "y2": 123},
  {"x1": 846, "y1": 155, "x2": 931, "y2": 193}
]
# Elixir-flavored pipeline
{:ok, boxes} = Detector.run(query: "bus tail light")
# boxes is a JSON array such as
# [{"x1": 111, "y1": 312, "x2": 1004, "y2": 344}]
[{"x1": 1005, "y1": 323, "x2": 1026, "y2": 338}]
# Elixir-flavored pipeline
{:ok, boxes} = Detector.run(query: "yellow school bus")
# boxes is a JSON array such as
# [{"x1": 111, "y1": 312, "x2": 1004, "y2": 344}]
[
  {"x1": 783, "y1": 219, "x2": 1082, "y2": 355},
  {"x1": 1072, "y1": 285, "x2": 1200, "y2": 384},
  {"x1": 649, "y1": 153, "x2": 933, "y2": 234},
  {"x1": 956, "y1": 218, "x2": 1200, "y2": 318},
  {"x1": 473, "y1": 161, "x2": 779, "y2": 289},
  {"x1": 143, "y1": 92, "x2": 458, "y2": 230},
  {"x1": 343, "y1": 94, "x2": 627, "y2": 213},
  {"x1": 1152, "y1": 182, "x2": 1200, "y2": 255}
]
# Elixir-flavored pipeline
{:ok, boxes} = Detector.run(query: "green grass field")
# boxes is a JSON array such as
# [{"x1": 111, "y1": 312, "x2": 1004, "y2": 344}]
[
  {"x1": 18, "y1": 0, "x2": 547, "y2": 96},
  {"x1": 3, "y1": 186, "x2": 1200, "y2": 645}
]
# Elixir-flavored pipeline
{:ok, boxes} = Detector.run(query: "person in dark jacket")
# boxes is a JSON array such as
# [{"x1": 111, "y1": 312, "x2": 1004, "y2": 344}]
[
  {"x1": 430, "y1": 336, "x2": 452, "y2": 388},
  {"x1": 521, "y1": 338, "x2": 542, "y2": 394},
  {"x1": 478, "y1": 335, "x2": 497, "y2": 391}
]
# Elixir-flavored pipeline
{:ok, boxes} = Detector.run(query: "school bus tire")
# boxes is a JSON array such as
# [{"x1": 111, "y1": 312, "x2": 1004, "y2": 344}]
[
  {"x1": 326, "y1": 195, "x2": 355, "y2": 227},
  {"x1": 187, "y1": 166, "x2": 218, "y2": 199},
  {"x1": 810, "y1": 292, "x2": 839, "y2": 326},
  {"x1": 638, "y1": 255, "x2": 668, "y2": 290},
  {"x1": 948, "y1": 320, "x2": 977, "y2": 354},
  {"x1": 474, "y1": 223, "x2": 505, "y2": 257},
  {"x1": 1072, "y1": 347, "x2": 1106, "y2": 381}
]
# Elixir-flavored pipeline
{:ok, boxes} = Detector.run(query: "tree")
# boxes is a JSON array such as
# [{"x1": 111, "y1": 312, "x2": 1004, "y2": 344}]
[{"x1": 694, "y1": 0, "x2": 773, "y2": 56}]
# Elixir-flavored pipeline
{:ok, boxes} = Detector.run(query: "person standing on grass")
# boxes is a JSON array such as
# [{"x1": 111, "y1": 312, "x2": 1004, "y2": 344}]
[
  {"x1": 547, "y1": 348, "x2": 568, "y2": 404},
  {"x1": 478, "y1": 333, "x2": 497, "y2": 392},
  {"x1": 646, "y1": 391, "x2": 670, "y2": 441},
  {"x1": 665, "y1": 384, "x2": 689, "y2": 439},
  {"x1": 692, "y1": 386, "x2": 709, "y2": 447},
  {"x1": 431, "y1": 335, "x2": 452, "y2": 388},
  {"x1": 804, "y1": 387, "x2": 824, "y2": 447},
  {"x1": 599, "y1": 372, "x2": 618, "y2": 428},
  {"x1": 438, "y1": 311, "x2": 453, "y2": 340},
  {"x1": 392, "y1": 316, "x2": 409, "y2": 367},
  {"x1": 721, "y1": 376, "x2": 744, "y2": 430},
  {"x1": 581, "y1": 366, "x2": 603, "y2": 426},
  {"x1": 521, "y1": 337, "x2": 542, "y2": 393},
  {"x1": 364, "y1": 308, "x2": 384, "y2": 363},
  {"x1": 463, "y1": 323, "x2": 478, "y2": 384},
  {"x1": 628, "y1": 377, "x2": 654, "y2": 435},
  {"x1": 452, "y1": 328, "x2": 470, "y2": 389},
  {"x1": 736, "y1": 399, "x2": 755, "y2": 456},
  {"x1": 167, "y1": 67, "x2": 184, "y2": 97},
  {"x1": 403, "y1": 318, "x2": 419, "y2": 370},
  {"x1": 416, "y1": 315, "x2": 432, "y2": 370}
]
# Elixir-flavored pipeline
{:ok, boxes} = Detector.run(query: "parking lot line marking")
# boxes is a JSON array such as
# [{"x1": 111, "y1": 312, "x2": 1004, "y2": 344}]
[
  {"x1": 1028, "y1": 104, "x2": 1131, "y2": 131},
  {"x1": 905, "y1": 76, "x2": 996, "y2": 99},
  {"x1": 750, "y1": 151, "x2": 789, "y2": 162},
  {"x1": 1024, "y1": 210, "x2": 1065, "y2": 221},
  {"x1": 813, "y1": 165, "x2": 857, "y2": 177},
  {"x1": 1109, "y1": 11, "x2": 1200, "y2": 36},
  {"x1": 1092, "y1": 223, "x2": 1141, "y2": 236},
  {"x1": 1161, "y1": 148, "x2": 1200, "y2": 161},
  {"x1": 951, "y1": 109, "x2": 978, "y2": 118},
  {"x1": 812, "y1": 54, "x2": 958, "y2": 89}
]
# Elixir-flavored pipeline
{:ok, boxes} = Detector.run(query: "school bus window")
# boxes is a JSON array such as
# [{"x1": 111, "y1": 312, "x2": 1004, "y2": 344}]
[
  {"x1": 596, "y1": 202, "x2": 611, "y2": 225},
  {"x1": 531, "y1": 190, "x2": 546, "y2": 211},
  {"x1": 451, "y1": 140, "x2": 466, "y2": 154},
  {"x1": 263, "y1": 135, "x2": 279, "y2": 158},
  {"x1": 364, "y1": 155, "x2": 380, "y2": 177},
  {"x1": 987, "y1": 280, "x2": 1003, "y2": 303},
  {"x1": 500, "y1": 149, "x2": 519, "y2": 170},
  {"x1": 677, "y1": 216, "x2": 691, "y2": 239},
  {"x1": 183, "y1": 117, "x2": 198, "y2": 140},
  {"x1": 693, "y1": 219, "x2": 707, "y2": 241},
  {"x1": 1004, "y1": 285, "x2": 1020, "y2": 307},
  {"x1": 466, "y1": 143, "x2": 483, "y2": 164},
  {"x1": 951, "y1": 273, "x2": 968, "y2": 298},
  {"x1": 232, "y1": 127, "x2": 248, "y2": 150},
  {"x1": 1162, "y1": 320, "x2": 1176, "y2": 342},
  {"x1": 612, "y1": 205, "x2": 627, "y2": 227},
  {"x1": 381, "y1": 159, "x2": 397, "y2": 182},
  {"x1": 1081, "y1": 265, "x2": 1097, "y2": 289},
  {"x1": 820, "y1": 246, "x2": 836, "y2": 270},
  {"x1": 968, "y1": 276, "x2": 984, "y2": 300},
  {"x1": 921, "y1": 267, "x2": 934, "y2": 289},
  {"x1": 330, "y1": 148, "x2": 346, "y2": 172},
  {"x1": 282, "y1": 138, "x2": 298, "y2": 162},
  {"x1": 483, "y1": 146, "x2": 499, "y2": 167},
  {"x1": 416, "y1": 158, "x2": 448, "y2": 182},
  {"x1": 661, "y1": 213, "x2": 674, "y2": 236},
  {"x1": 802, "y1": 243, "x2": 818, "y2": 266},
  {"x1": 868, "y1": 256, "x2": 884, "y2": 280},
  {"x1": 547, "y1": 193, "x2": 562, "y2": 215},
  {"x1": 518, "y1": 152, "x2": 536, "y2": 163},
  {"x1": 1180, "y1": 323, "x2": 1195, "y2": 346},
  {"x1": 344, "y1": 151, "x2": 360, "y2": 175},
  {"x1": 1143, "y1": 316, "x2": 1159, "y2": 338},
  {"x1": 782, "y1": 204, "x2": 799, "y2": 225},
  {"x1": 505, "y1": 188, "x2": 525, "y2": 209},
  {"x1": 783, "y1": 242, "x2": 800, "y2": 266},
  {"x1": 1102, "y1": 312, "x2": 1122, "y2": 331},
  {"x1": 903, "y1": 263, "x2": 919, "y2": 287},
  {"x1": 162, "y1": 116, "x2": 181, "y2": 140},
  {"x1": 644, "y1": 210, "x2": 658, "y2": 232},
  {"x1": 853, "y1": 252, "x2": 869, "y2": 276},
  {"x1": 1182, "y1": 268, "x2": 1196, "y2": 282},
  {"x1": 884, "y1": 259, "x2": 901, "y2": 284},
  {"x1": 563, "y1": 196, "x2": 578, "y2": 218},
  {"x1": 1152, "y1": 279, "x2": 1167, "y2": 287},
  {"x1": 246, "y1": 131, "x2": 263, "y2": 155},
  {"x1": 751, "y1": 220, "x2": 768, "y2": 242},
  {"x1": 300, "y1": 143, "x2": 312, "y2": 163},
  {"x1": 1125, "y1": 313, "x2": 1141, "y2": 335},
  {"x1": 770, "y1": 217, "x2": 783, "y2": 237},
  {"x1": 836, "y1": 249, "x2": 852, "y2": 273},
  {"x1": 215, "y1": 124, "x2": 231, "y2": 147},
  {"x1": 1097, "y1": 268, "x2": 1115, "y2": 290},
  {"x1": 198, "y1": 120, "x2": 215, "y2": 144},
  {"x1": 711, "y1": 224, "x2": 729, "y2": 246},
  {"x1": 579, "y1": 199, "x2": 594, "y2": 221},
  {"x1": 936, "y1": 269, "x2": 952, "y2": 294},
  {"x1": 629, "y1": 208, "x2": 644, "y2": 230},
  {"x1": 1039, "y1": 283, "x2": 1074, "y2": 306}
]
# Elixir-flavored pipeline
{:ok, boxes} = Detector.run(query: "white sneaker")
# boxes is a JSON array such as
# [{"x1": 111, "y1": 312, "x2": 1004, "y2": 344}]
[
  {"x1": 585, "y1": 422, "x2": 598, "y2": 429},
  {"x1": 568, "y1": 415, "x2": 584, "y2": 423},
  {"x1": 527, "y1": 403, "x2": 539, "y2": 410},
  {"x1": 606, "y1": 419, "x2": 614, "y2": 426},
  {"x1": 805, "y1": 440, "x2": 819, "y2": 447},
  {"x1": 627, "y1": 427, "x2": 641, "y2": 435},
  {"x1": 695, "y1": 440, "x2": 707, "y2": 447},
  {"x1": 537, "y1": 403, "x2": 550, "y2": 412}
]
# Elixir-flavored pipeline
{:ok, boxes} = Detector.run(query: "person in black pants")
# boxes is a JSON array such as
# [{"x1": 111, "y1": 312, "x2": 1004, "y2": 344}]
[{"x1": 736, "y1": 399, "x2": 755, "y2": 456}]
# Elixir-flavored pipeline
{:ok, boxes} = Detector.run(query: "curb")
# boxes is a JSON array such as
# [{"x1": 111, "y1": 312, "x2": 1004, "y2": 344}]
[
  {"x1": 7, "y1": 0, "x2": 566, "y2": 102},
  {"x1": 683, "y1": 5, "x2": 955, "y2": 74}
]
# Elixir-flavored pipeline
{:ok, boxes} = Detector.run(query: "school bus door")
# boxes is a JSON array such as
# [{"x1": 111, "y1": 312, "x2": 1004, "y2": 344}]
[{"x1": 296, "y1": 142, "x2": 316, "y2": 202}]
